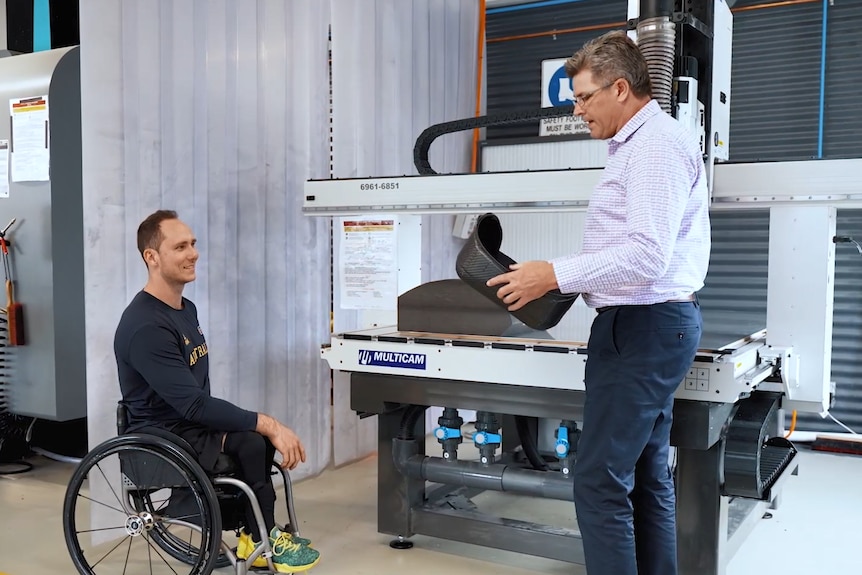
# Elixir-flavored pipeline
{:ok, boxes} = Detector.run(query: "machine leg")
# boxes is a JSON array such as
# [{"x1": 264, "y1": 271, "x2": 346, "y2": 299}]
[
  {"x1": 676, "y1": 443, "x2": 726, "y2": 575},
  {"x1": 377, "y1": 406, "x2": 425, "y2": 545}
]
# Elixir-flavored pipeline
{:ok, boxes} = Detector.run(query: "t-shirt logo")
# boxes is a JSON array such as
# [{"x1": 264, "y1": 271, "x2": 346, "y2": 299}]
[
  {"x1": 197, "y1": 325, "x2": 203, "y2": 336},
  {"x1": 183, "y1": 334, "x2": 190, "y2": 346}
]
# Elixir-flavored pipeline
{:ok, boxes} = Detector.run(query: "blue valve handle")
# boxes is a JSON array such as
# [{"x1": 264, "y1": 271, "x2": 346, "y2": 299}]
[
  {"x1": 434, "y1": 426, "x2": 462, "y2": 441},
  {"x1": 473, "y1": 431, "x2": 502, "y2": 445},
  {"x1": 555, "y1": 426, "x2": 570, "y2": 457}
]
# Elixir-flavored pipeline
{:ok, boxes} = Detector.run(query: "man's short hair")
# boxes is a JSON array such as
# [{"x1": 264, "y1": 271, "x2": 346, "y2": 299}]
[
  {"x1": 564, "y1": 30, "x2": 652, "y2": 99},
  {"x1": 137, "y1": 209, "x2": 178, "y2": 261}
]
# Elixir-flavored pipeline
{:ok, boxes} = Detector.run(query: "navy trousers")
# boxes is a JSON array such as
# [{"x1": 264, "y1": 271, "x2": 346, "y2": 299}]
[{"x1": 573, "y1": 300, "x2": 702, "y2": 575}]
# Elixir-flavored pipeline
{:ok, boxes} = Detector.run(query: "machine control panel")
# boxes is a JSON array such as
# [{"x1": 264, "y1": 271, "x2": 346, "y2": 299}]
[{"x1": 684, "y1": 367, "x2": 711, "y2": 392}]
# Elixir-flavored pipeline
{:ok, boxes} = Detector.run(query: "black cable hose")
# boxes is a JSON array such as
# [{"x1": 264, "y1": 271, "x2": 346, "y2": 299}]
[
  {"x1": 397, "y1": 405, "x2": 429, "y2": 440},
  {"x1": 0, "y1": 460, "x2": 33, "y2": 475},
  {"x1": 413, "y1": 105, "x2": 575, "y2": 175},
  {"x1": 515, "y1": 416, "x2": 550, "y2": 471}
]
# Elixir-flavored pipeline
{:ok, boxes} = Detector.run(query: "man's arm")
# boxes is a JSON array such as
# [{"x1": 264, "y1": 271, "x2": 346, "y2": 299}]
[{"x1": 127, "y1": 324, "x2": 257, "y2": 432}]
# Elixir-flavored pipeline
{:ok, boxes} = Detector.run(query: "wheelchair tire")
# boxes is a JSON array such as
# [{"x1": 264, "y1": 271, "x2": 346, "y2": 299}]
[{"x1": 63, "y1": 433, "x2": 223, "y2": 575}]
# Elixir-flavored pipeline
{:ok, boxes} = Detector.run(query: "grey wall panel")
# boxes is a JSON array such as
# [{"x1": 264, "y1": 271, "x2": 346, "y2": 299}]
[
  {"x1": 0, "y1": 0, "x2": 7, "y2": 51},
  {"x1": 80, "y1": 0, "x2": 333, "y2": 479},
  {"x1": 329, "y1": 0, "x2": 480, "y2": 465}
]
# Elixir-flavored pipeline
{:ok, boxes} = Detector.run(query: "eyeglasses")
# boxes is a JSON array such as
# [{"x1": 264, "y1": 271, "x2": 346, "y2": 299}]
[{"x1": 573, "y1": 81, "x2": 616, "y2": 108}]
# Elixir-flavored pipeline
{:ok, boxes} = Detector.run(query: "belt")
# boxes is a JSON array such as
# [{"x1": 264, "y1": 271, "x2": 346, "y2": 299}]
[{"x1": 596, "y1": 293, "x2": 697, "y2": 314}]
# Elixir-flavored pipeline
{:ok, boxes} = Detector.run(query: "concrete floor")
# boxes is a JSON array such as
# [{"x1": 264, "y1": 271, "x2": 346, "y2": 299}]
[{"x1": 1, "y1": 441, "x2": 860, "y2": 575}]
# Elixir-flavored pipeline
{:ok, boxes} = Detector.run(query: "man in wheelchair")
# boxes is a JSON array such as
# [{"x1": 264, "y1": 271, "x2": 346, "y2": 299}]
[{"x1": 112, "y1": 209, "x2": 320, "y2": 572}]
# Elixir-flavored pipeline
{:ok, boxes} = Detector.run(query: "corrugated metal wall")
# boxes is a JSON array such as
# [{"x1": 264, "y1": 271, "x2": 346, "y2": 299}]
[
  {"x1": 697, "y1": 211, "x2": 769, "y2": 350},
  {"x1": 79, "y1": 0, "x2": 334, "y2": 537},
  {"x1": 482, "y1": 0, "x2": 862, "y2": 433},
  {"x1": 728, "y1": 0, "x2": 823, "y2": 161},
  {"x1": 485, "y1": 0, "x2": 627, "y2": 140},
  {"x1": 824, "y1": 0, "x2": 862, "y2": 159},
  {"x1": 485, "y1": 0, "x2": 859, "y2": 163}
]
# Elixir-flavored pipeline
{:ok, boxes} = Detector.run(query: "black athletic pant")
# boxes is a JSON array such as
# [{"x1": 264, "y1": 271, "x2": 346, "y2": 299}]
[{"x1": 222, "y1": 431, "x2": 277, "y2": 542}]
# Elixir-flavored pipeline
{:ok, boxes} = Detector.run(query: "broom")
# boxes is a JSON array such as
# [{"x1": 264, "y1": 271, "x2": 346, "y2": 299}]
[{"x1": 1, "y1": 237, "x2": 24, "y2": 346}]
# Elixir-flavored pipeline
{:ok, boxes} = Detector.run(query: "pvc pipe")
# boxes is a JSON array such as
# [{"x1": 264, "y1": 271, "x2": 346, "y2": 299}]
[{"x1": 393, "y1": 438, "x2": 573, "y2": 501}]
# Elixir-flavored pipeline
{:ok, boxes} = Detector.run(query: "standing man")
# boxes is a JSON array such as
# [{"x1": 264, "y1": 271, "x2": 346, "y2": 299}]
[
  {"x1": 114, "y1": 209, "x2": 320, "y2": 572},
  {"x1": 486, "y1": 31, "x2": 709, "y2": 575}
]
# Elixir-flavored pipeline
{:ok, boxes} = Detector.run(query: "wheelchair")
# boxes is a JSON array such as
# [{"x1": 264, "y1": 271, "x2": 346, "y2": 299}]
[{"x1": 62, "y1": 404, "x2": 304, "y2": 574}]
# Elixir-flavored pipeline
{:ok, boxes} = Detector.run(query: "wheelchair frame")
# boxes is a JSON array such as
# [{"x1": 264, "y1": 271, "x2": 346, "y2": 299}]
[{"x1": 62, "y1": 405, "x2": 305, "y2": 575}]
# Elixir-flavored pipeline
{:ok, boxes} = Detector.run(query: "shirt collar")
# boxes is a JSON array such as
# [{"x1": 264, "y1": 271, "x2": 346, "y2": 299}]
[{"x1": 611, "y1": 99, "x2": 662, "y2": 144}]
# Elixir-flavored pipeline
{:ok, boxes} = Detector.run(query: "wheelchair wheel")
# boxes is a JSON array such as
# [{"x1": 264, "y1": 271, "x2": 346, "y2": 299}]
[
  {"x1": 63, "y1": 434, "x2": 223, "y2": 575},
  {"x1": 140, "y1": 496, "x2": 232, "y2": 570}
]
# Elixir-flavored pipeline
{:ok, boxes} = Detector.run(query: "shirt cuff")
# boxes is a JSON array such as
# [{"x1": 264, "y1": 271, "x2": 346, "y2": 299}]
[{"x1": 550, "y1": 256, "x2": 581, "y2": 294}]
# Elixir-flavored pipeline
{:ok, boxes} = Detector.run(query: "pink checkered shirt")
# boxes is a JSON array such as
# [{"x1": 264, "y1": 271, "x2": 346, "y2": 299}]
[{"x1": 550, "y1": 99, "x2": 711, "y2": 309}]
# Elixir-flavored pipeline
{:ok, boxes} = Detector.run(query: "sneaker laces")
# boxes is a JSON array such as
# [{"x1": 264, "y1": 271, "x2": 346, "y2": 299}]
[{"x1": 271, "y1": 532, "x2": 302, "y2": 555}]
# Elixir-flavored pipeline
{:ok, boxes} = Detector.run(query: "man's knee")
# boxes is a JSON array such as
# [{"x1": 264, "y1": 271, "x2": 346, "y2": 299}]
[{"x1": 224, "y1": 430, "x2": 266, "y2": 460}]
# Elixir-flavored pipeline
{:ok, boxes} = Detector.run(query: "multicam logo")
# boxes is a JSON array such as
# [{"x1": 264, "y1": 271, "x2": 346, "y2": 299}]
[{"x1": 358, "y1": 349, "x2": 427, "y2": 370}]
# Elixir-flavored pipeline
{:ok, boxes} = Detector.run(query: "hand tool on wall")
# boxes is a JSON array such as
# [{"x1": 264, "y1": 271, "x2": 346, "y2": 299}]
[{"x1": 0, "y1": 219, "x2": 24, "y2": 346}]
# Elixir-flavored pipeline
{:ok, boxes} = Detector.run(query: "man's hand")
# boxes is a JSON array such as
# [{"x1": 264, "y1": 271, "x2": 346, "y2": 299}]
[
  {"x1": 486, "y1": 261, "x2": 558, "y2": 312},
  {"x1": 256, "y1": 414, "x2": 307, "y2": 470},
  {"x1": 270, "y1": 424, "x2": 306, "y2": 470}
]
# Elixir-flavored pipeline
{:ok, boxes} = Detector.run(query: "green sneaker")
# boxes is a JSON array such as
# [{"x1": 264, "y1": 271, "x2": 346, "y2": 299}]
[
  {"x1": 269, "y1": 526, "x2": 320, "y2": 572},
  {"x1": 275, "y1": 525, "x2": 312, "y2": 547}
]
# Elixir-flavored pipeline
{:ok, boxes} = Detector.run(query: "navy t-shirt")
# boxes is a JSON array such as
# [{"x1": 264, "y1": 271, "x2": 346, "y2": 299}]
[{"x1": 113, "y1": 291, "x2": 257, "y2": 433}]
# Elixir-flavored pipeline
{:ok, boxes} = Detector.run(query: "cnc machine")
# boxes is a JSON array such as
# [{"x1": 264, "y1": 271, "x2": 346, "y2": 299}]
[{"x1": 304, "y1": 2, "x2": 857, "y2": 573}]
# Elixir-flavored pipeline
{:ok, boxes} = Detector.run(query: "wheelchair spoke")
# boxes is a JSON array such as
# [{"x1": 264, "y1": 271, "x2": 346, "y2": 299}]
[
  {"x1": 95, "y1": 462, "x2": 126, "y2": 512},
  {"x1": 148, "y1": 497, "x2": 170, "y2": 512},
  {"x1": 146, "y1": 527, "x2": 153, "y2": 575},
  {"x1": 122, "y1": 534, "x2": 132, "y2": 575},
  {"x1": 76, "y1": 525, "x2": 129, "y2": 535},
  {"x1": 90, "y1": 534, "x2": 133, "y2": 569},
  {"x1": 77, "y1": 493, "x2": 126, "y2": 515},
  {"x1": 142, "y1": 532, "x2": 181, "y2": 575}
]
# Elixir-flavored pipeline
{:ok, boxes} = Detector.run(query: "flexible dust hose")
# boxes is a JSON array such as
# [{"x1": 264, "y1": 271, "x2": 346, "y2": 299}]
[
  {"x1": 636, "y1": 16, "x2": 676, "y2": 115},
  {"x1": 515, "y1": 416, "x2": 550, "y2": 471},
  {"x1": 397, "y1": 405, "x2": 429, "y2": 440}
]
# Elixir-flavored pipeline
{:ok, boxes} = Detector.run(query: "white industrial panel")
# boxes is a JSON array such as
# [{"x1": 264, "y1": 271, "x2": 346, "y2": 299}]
[
  {"x1": 481, "y1": 138, "x2": 608, "y2": 172},
  {"x1": 766, "y1": 207, "x2": 836, "y2": 414}
]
